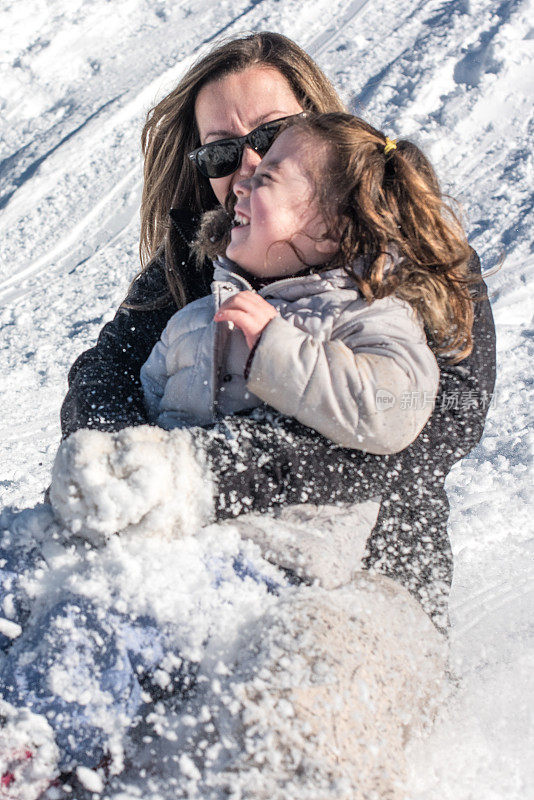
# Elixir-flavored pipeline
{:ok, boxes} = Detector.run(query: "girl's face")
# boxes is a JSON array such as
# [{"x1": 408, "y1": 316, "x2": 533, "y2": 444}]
[
  {"x1": 226, "y1": 127, "x2": 338, "y2": 278},
  {"x1": 194, "y1": 66, "x2": 304, "y2": 205}
]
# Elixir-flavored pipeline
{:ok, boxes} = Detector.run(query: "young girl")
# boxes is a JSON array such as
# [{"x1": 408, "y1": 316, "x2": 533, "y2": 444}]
[{"x1": 140, "y1": 113, "x2": 473, "y2": 460}]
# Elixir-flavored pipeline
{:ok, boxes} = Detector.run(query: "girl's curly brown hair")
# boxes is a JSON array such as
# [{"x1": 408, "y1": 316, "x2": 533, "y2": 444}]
[
  {"x1": 297, "y1": 113, "x2": 479, "y2": 362},
  {"x1": 201, "y1": 113, "x2": 479, "y2": 363}
]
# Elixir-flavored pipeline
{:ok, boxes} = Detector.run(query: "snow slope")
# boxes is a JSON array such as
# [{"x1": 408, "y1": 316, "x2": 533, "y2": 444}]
[{"x1": 1, "y1": 0, "x2": 533, "y2": 796}]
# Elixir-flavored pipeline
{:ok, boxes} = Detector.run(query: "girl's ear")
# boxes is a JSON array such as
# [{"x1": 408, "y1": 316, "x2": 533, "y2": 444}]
[
  {"x1": 315, "y1": 236, "x2": 340, "y2": 256},
  {"x1": 315, "y1": 214, "x2": 349, "y2": 256}
]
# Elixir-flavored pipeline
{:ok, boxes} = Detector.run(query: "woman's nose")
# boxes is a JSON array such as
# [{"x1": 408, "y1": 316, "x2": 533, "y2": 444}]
[
  {"x1": 233, "y1": 175, "x2": 252, "y2": 197},
  {"x1": 238, "y1": 145, "x2": 262, "y2": 178}
]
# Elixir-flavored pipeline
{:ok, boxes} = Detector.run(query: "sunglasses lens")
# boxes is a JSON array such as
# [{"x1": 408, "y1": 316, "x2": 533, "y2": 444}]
[
  {"x1": 249, "y1": 121, "x2": 282, "y2": 156},
  {"x1": 196, "y1": 141, "x2": 241, "y2": 178},
  {"x1": 192, "y1": 117, "x2": 295, "y2": 178}
]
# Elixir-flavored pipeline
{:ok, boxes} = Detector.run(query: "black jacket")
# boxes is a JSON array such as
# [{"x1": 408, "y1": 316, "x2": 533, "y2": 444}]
[{"x1": 61, "y1": 210, "x2": 496, "y2": 629}]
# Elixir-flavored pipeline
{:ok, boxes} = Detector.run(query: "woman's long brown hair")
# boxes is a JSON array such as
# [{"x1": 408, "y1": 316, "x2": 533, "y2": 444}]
[
  {"x1": 139, "y1": 32, "x2": 345, "y2": 307},
  {"x1": 293, "y1": 114, "x2": 477, "y2": 362}
]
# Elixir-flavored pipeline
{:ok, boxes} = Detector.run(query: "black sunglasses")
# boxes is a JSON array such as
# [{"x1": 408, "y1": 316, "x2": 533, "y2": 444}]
[{"x1": 188, "y1": 113, "x2": 306, "y2": 179}]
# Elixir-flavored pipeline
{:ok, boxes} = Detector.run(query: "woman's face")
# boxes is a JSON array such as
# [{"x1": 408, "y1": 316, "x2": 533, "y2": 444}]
[{"x1": 194, "y1": 66, "x2": 304, "y2": 205}]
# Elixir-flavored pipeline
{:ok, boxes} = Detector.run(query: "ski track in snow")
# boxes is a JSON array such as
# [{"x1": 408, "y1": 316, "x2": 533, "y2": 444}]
[{"x1": 1, "y1": 0, "x2": 533, "y2": 797}]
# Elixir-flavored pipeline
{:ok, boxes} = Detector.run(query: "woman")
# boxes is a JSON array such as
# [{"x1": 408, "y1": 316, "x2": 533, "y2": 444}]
[
  {"x1": 60, "y1": 32, "x2": 496, "y2": 631},
  {"x1": 30, "y1": 32, "x2": 496, "y2": 797}
]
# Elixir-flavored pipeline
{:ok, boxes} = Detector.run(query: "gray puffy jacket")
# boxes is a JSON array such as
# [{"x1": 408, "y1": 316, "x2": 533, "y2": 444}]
[{"x1": 140, "y1": 259, "x2": 439, "y2": 455}]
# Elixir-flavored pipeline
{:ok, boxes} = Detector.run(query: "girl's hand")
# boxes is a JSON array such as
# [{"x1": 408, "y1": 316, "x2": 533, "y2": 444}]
[{"x1": 214, "y1": 291, "x2": 278, "y2": 349}]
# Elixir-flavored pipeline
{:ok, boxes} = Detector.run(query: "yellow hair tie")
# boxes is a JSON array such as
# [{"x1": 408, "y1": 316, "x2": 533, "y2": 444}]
[{"x1": 384, "y1": 136, "x2": 397, "y2": 156}]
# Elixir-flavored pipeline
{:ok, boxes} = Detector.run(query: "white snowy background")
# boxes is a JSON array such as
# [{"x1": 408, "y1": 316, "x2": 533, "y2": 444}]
[{"x1": 0, "y1": 0, "x2": 533, "y2": 797}]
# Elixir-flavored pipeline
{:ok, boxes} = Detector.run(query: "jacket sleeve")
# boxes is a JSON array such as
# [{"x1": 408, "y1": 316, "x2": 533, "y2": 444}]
[
  {"x1": 139, "y1": 331, "x2": 170, "y2": 424},
  {"x1": 60, "y1": 259, "x2": 178, "y2": 438},
  {"x1": 191, "y1": 410, "x2": 392, "y2": 518},
  {"x1": 245, "y1": 299, "x2": 439, "y2": 454}
]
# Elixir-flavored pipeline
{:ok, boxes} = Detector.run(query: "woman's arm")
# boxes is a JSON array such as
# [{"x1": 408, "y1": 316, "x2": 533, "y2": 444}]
[
  {"x1": 61, "y1": 232, "x2": 494, "y2": 520},
  {"x1": 60, "y1": 210, "x2": 210, "y2": 439},
  {"x1": 61, "y1": 260, "x2": 177, "y2": 437},
  {"x1": 191, "y1": 410, "x2": 392, "y2": 519},
  {"x1": 191, "y1": 249, "x2": 496, "y2": 518}
]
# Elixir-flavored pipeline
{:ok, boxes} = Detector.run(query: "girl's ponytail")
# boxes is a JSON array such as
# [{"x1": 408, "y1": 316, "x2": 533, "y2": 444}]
[
  {"x1": 289, "y1": 114, "x2": 478, "y2": 363},
  {"x1": 378, "y1": 138, "x2": 474, "y2": 361}
]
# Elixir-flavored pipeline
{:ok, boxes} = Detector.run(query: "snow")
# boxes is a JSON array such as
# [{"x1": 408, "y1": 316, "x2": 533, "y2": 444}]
[
  {"x1": 49, "y1": 426, "x2": 214, "y2": 542},
  {"x1": 0, "y1": 617, "x2": 22, "y2": 640},
  {"x1": 76, "y1": 765, "x2": 105, "y2": 793},
  {"x1": 1, "y1": 0, "x2": 533, "y2": 797}
]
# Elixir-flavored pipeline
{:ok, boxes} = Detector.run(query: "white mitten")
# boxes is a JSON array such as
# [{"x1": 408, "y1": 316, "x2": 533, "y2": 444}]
[
  {"x1": 49, "y1": 426, "x2": 213, "y2": 545},
  {"x1": 0, "y1": 699, "x2": 59, "y2": 800}
]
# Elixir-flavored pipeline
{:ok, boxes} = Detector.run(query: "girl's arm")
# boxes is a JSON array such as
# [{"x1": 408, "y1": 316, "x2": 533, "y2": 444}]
[
  {"x1": 139, "y1": 324, "x2": 173, "y2": 424},
  {"x1": 245, "y1": 298, "x2": 439, "y2": 455}
]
